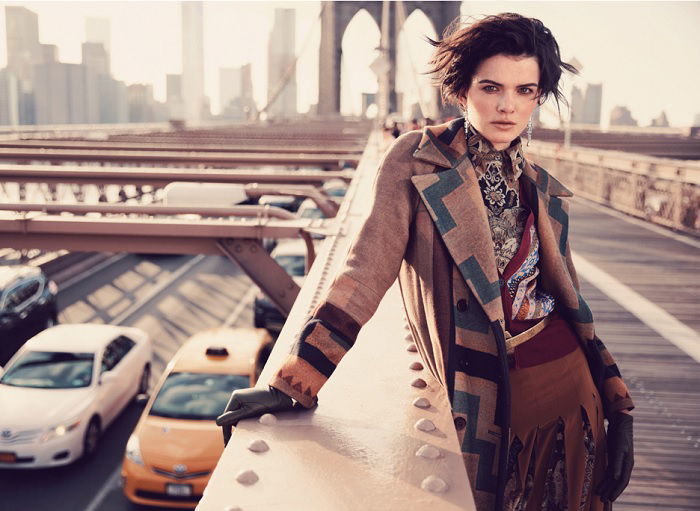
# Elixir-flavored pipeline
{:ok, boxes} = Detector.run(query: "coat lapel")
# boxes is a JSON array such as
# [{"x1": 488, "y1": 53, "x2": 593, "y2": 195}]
[{"x1": 411, "y1": 120, "x2": 505, "y2": 325}]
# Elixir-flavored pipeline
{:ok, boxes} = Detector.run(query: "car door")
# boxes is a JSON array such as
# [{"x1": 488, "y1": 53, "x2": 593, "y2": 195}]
[
  {"x1": 1, "y1": 278, "x2": 41, "y2": 339},
  {"x1": 113, "y1": 336, "x2": 139, "y2": 405},
  {"x1": 98, "y1": 340, "x2": 126, "y2": 425}
]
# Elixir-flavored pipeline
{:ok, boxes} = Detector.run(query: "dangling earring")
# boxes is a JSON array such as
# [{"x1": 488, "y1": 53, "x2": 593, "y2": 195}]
[
  {"x1": 526, "y1": 117, "x2": 533, "y2": 146},
  {"x1": 463, "y1": 106, "x2": 470, "y2": 138}
]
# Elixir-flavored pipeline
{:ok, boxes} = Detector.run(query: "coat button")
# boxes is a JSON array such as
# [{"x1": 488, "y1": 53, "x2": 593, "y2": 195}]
[
  {"x1": 454, "y1": 417, "x2": 467, "y2": 430},
  {"x1": 456, "y1": 299, "x2": 467, "y2": 312}
]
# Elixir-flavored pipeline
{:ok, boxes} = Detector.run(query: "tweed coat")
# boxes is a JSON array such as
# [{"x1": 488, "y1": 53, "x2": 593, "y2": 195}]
[{"x1": 271, "y1": 118, "x2": 634, "y2": 509}]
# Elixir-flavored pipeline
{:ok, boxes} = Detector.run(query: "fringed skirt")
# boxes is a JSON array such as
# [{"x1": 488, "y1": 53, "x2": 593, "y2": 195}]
[{"x1": 506, "y1": 345, "x2": 609, "y2": 511}]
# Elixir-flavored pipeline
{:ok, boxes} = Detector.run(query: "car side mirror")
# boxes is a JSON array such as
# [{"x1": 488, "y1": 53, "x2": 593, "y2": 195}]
[{"x1": 100, "y1": 371, "x2": 116, "y2": 385}]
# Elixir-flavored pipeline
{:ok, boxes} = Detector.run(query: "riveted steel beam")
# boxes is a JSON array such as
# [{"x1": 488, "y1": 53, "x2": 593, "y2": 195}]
[
  {"x1": 0, "y1": 165, "x2": 353, "y2": 187},
  {"x1": 0, "y1": 147, "x2": 358, "y2": 168}
]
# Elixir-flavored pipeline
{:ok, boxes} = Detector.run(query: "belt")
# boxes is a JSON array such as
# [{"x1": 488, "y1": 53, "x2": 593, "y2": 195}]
[{"x1": 504, "y1": 316, "x2": 552, "y2": 355}]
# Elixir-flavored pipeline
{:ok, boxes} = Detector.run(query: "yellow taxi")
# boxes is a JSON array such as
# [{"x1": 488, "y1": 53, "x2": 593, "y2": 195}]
[{"x1": 121, "y1": 327, "x2": 273, "y2": 508}]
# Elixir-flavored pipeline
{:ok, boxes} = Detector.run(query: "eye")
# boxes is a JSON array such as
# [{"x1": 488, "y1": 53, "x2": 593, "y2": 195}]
[
  {"x1": 518, "y1": 87, "x2": 534, "y2": 94},
  {"x1": 483, "y1": 85, "x2": 498, "y2": 92}
]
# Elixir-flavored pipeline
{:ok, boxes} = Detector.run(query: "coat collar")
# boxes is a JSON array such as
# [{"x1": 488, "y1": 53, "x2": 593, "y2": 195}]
[{"x1": 410, "y1": 118, "x2": 572, "y2": 325}]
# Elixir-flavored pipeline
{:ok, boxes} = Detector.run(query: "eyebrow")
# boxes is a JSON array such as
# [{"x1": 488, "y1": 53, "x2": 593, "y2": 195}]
[{"x1": 478, "y1": 79, "x2": 539, "y2": 88}]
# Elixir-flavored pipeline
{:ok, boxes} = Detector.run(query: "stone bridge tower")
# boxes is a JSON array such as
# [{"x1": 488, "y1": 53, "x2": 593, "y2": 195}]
[{"x1": 317, "y1": 1, "x2": 461, "y2": 117}]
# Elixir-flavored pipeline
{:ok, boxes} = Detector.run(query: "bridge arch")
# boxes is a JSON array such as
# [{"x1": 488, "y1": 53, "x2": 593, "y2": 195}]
[{"x1": 318, "y1": 0, "x2": 460, "y2": 116}]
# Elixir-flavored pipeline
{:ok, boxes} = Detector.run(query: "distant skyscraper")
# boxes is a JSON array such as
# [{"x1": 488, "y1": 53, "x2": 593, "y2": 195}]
[
  {"x1": 267, "y1": 8, "x2": 297, "y2": 118},
  {"x1": 86, "y1": 18, "x2": 111, "y2": 53},
  {"x1": 0, "y1": 70, "x2": 19, "y2": 125},
  {"x1": 609, "y1": 106, "x2": 638, "y2": 127},
  {"x1": 34, "y1": 61, "x2": 69, "y2": 124},
  {"x1": 166, "y1": 73, "x2": 184, "y2": 120},
  {"x1": 581, "y1": 83, "x2": 602, "y2": 125},
  {"x1": 220, "y1": 67, "x2": 242, "y2": 113},
  {"x1": 181, "y1": 2, "x2": 205, "y2": 122},
  {"x1": 5, "y1": 6, "x2": 41, "y2": 86},
  {"x1": 82, "y1": 42, "x2": 110, "y2": 77},
  {"x1": 5, "y1": 6, "x2": 41, "y2": 123},
  {"x1": 570, "y1": 85, "x2": 584, "y2": 125}
]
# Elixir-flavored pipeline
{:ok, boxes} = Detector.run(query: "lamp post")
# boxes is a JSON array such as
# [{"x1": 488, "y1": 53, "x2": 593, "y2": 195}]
[{"x1": 564, "y1": 57, "x2": 583, "y2": 148}]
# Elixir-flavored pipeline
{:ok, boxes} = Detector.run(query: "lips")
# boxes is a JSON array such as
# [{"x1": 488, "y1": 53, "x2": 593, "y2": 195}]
[{"x1": 492, "y1": 121, "x2": 515, "y2": 126}]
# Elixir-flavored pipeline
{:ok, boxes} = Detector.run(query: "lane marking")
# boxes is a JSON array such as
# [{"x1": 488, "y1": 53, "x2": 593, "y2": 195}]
[
  {"x1": 573, "y1": 251, "x2": 700, "y2": 364},
  {"x1": 83, "y1": 254, "x2": 206, "y2": 511},
  {"x1": 574, "y1": 197, "x2": 700, "y2": 250},
  {"x1": 111, "y1": 254, "x2": 205, "y2": 325},
  {"x1": 57, "y1": 253, "x2": 130, "y2": 290},
  {"x1": 223, "y1": 284, "x2": 258, "y2": 327},
  {"x1": 83, "y1": 465, "x2": 122, "y2": 511}
]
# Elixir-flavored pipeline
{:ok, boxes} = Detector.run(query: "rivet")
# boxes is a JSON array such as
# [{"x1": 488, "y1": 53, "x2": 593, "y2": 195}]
[
  {"x1": 415, "y1": 418, "x2": 436, "y2": 432},
  {"x1": 410, "y1": 361, "x2": 423, "y2": 370},
  {"x1": 411, "y1": 378, "x2": 427, "y2": 389},
  {"x1": 421, "y1": 475, "x2": 448, "y2": 493},
  {"x1": 413, "y1": 397, "x2": 430, "y2": 408},
  {"x1": 406, "y1": 343, "x2": 418, "y2": 352},
  {"x1": 248, "y1": 439, "x2": 269, "y2": 453},
  {"x1": 405, "y1": 334, "x2": 413, "y2": 342},
  {"x1": 223, "y1": 507, "x2": 243, "y2": 511},
  {"x1": 259, "y1": 413, "x2": 278, "y2": 425},
  {"x1": 235, "y1": 469, "x2": 259, "y2": 485},
  {"x1": 416, "y1": 445, "x2": 442, "y2": 459}
]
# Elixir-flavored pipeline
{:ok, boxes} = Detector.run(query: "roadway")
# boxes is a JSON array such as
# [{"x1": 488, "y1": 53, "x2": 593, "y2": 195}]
[{"x1": 0, "y1": 253, "x2": 258, "y2": 511}]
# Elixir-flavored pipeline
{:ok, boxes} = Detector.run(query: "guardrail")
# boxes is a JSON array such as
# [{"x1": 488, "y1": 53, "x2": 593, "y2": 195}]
[
  {"x1": 526, "y1": 141, "x2": 700, "y2": 235},
  {"x1": 199, "y1": 130, "x2": 475, "y2": 510}
]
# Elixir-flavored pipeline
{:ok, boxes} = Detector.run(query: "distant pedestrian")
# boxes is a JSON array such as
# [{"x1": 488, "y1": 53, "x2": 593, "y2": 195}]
[
  {"x1": 218, "y1": 12, "x2": 634, "y2": 511},
  {"x1": 391, "y1": 121, "x2": 401, "y2": 138}
]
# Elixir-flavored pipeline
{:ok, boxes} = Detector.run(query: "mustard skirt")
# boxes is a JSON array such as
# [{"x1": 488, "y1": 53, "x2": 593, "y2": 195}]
[{"x1": 506, "y1": 345, "x2": 609, "y2": 511}]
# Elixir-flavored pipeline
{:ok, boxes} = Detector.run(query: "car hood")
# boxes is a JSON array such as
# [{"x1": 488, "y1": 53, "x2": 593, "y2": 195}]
[
  {"x1": 0, "y1": 384, "x2": 93, "y2": 429},
  {"x1": 138, "y1": 417, "x2": 223, "y2": 468}
]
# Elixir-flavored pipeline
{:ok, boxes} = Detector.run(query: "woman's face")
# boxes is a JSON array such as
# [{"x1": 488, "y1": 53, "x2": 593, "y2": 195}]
[{"x1": 463, "y1": 54, "x2": 541, "y2": 150}]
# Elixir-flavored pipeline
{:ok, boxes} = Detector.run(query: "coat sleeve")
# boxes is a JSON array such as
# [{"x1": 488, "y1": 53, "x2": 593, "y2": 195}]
[
  {"x1": 564, "y1": 238, "x2": 635, "y2": 417},
  {"x1": 269, "y1": 133, "x2": 421, "y2": 407}
]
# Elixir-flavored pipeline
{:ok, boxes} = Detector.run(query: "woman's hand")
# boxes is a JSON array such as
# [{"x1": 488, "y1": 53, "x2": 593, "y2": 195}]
[
  {"x1": 596, "y1": 412, "x2": 634, "y2": 502},
  {"x1": 216, "y1": 386, "x2": 295, "y2": 445}
]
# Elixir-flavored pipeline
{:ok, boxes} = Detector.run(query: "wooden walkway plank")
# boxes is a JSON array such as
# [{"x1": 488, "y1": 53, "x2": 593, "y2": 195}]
[{"x1": 569, "y1": 198, "x2": 700, "y2": 511}]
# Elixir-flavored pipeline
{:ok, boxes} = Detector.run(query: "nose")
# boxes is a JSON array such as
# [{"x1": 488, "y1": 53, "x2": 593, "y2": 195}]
[{"x1": 497, "y1": 92, "x2": 516, "y2": 114}]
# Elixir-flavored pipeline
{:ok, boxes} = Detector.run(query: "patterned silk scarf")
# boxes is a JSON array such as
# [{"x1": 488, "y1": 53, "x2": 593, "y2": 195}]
[{"x1": 464, "y1": 124, "x2": 528, "y2": 274}]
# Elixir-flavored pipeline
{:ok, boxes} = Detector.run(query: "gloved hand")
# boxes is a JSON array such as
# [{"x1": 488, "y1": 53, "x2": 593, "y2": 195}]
[
  {"x1": 216, "y1": 386, "x2": 295, "y2": 445},
  {"x1": 597, "y1": 412, "x2": 634, "y2": 502}
]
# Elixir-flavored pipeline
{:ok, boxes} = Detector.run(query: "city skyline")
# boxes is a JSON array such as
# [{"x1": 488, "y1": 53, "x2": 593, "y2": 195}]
[{"x1": 0, "y1": 1, "x2": 698, "y2": 127}]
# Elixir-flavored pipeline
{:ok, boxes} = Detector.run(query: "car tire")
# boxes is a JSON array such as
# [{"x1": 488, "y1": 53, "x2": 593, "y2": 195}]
[
  {"x1": 253, "y1": 313, "x2": 265, "y2": 329},
  {"x1": 137, "y1": 365, "x2": 150, "y2": 396},
  {"x1": 83, "y1": 417, "x2": 101, "y2": 459}
]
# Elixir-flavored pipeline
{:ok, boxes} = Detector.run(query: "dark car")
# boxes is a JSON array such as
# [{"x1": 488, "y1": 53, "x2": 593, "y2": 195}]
[
  {"x1": 253, "y1": 241, "x2": 307, "y2": 332},
  {"x1": 0, "y1": 265, "x2": 58, "y2": 364}
]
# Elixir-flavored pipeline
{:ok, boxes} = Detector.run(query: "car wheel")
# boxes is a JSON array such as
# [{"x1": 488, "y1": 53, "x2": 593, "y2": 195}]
[
  {"x1": 137, "y1": 365, "x2": 151, "y2": 395},
  {"x1": 83, "y1": 417, "x2": 101, "y2": 459}
]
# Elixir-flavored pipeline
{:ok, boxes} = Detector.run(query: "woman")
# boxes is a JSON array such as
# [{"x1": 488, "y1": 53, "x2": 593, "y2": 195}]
[{"x1": 217, "y1": 13, "x2": 634, "y2": 511}]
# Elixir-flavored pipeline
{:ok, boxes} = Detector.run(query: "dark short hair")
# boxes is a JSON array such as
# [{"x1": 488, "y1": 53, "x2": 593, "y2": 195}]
[{"x1": 428, "y1": 13, "x2": 577, "y2": 114}]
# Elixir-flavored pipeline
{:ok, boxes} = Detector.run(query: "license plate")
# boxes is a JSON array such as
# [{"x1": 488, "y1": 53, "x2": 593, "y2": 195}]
[
  {"x1": 165, "y1": 483, "x2": 192, "y2": 497},
  {"x1": 0, "y1": 452, "x2": 17, "y2": 463}
]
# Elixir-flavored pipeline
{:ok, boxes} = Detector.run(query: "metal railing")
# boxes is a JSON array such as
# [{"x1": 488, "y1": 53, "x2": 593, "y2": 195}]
[{"x1": 526, "y1": 141, "x2": 700, "y2": 235}]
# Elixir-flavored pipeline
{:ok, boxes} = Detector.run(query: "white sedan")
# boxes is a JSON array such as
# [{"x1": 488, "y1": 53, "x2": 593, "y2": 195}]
[{"x1": 0, "y1": 324, "x2": 152, "y2": 468}]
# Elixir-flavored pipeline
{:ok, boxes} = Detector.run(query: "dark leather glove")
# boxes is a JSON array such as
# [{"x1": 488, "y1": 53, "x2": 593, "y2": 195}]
[
  {"x1": 597, "y1": 412, "x2": 634, "y2": 502},
  {"x1": 216, "y1": 386, "x2": 294, "y2": 446}
]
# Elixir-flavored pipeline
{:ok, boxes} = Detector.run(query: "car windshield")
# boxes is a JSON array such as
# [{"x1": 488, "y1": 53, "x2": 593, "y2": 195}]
[
  {"x1": 274, "y1": 254, "x2": 306, "y2": 276},
  {"x1": 149, "y1": 372, "x2": 251, "y2": 420},
  {"x1": 299, "y1": 207, "x2": 324, "y2": 219},
  {"x1": 0, "y1": 351, "x2": 94, "y2": 389}
]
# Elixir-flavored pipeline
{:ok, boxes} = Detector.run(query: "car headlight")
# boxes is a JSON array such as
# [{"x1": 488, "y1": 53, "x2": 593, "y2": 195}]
[
  {"x1": 40, "y1": 418, "x2": 81, "y2": 443},
  {"x1": 125, "y1": 434, "x2": 144, "y2": 465}
]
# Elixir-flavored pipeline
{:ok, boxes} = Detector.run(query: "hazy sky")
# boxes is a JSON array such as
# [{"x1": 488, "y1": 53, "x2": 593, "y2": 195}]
[{"x1": 0, "y1": 1, "x2": 698, "y2": 127}]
